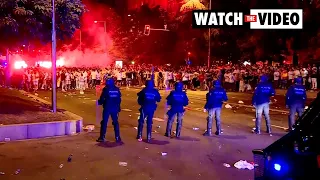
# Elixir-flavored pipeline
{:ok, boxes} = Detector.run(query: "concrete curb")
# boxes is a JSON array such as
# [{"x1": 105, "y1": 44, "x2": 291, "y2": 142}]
[{"x1": 0, "y1": 90, "x2": 83, "y2": 142}]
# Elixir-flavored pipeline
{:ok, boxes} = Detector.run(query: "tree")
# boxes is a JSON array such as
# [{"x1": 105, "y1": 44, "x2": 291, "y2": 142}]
[{"x1": 0, "y1": 0, "x2": 85, "y2": 51}]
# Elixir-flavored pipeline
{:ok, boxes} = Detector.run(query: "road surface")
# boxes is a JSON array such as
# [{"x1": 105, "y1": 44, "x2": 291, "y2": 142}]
[{"x1": 0, "y1": 88, "x2": 316, "y2": 180}]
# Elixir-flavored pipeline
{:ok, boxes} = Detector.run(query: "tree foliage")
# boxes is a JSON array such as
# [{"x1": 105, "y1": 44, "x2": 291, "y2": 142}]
[{"x1": 0, "y1": 0, "x2": 85, "y2": 50}]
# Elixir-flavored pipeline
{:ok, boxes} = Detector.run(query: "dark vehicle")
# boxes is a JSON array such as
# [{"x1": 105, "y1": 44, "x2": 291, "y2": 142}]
[{"x1": 253, "y1": 93, "x2": 320, "y2": 180}]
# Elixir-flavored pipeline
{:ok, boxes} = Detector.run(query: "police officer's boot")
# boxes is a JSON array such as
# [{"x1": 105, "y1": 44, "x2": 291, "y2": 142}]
[
  {"x1": 215, "y1": 121, "x2": 221, "y2": 135},
  {"x1": 203, "y1": 119, "x2": 212, "y2": 136},
  {"x1": 136, "y1": 122, "x2": 143, "y2": 140},
  {"x1": 113, "y1": 122, "x2": 122, "y2": 143},
  {"x1": 96, "y1": 120, "x2": 107, "y2": 142},
  {"x1": 146, "y1": 124, "x2": 152, "y2": 143},
  {"x1": 165, "y1": 121, "x2": 173, "y2": 137},
  {"x1": 176, "y1": 123, "x2": 182, "y2": 138}
]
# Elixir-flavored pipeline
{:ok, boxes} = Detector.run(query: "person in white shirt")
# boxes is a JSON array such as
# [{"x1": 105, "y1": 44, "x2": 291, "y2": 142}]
[
  {"x1": 228, "y1": 72, "x2": 235, "y2": 91},
  {"x1": 117, "y1": 71, "x2": 122, "y2": 86},
  {"x1": 83, "y1": 71, "x2": 88, "y2": 89},
  {"x1": 273, "y1": 69, "x2": 280, "y2": 88},
  {"x1": 288, "y1": 69, "x2": 294, "y2": 86},
  {"x1": 79, "y1": 73, "x2": 85, "y2": 94},
  {"x1": 121, "y1": 70, "x2": 126, "y2": 86},
  {"x1": 301, "y1": 68, "x2": 308, "y2": 85},
  {"x1": 96, "y1": 70, "x2": 101, "y2": 86},
  {"x1": 182, "y1": 72, "x2": 189, "y2": 90},
  {"x1": 41, "y1": 72, "x2": 48, "y2": 90},
  {"x1": 91, "y1": 70, "x2": 97, "y2": 88},
  {"x1": 294, "y1": 68, "x2": 301, "y2": 78}
]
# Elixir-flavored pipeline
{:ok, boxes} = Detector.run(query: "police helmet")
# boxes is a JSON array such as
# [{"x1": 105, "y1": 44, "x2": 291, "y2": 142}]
[
  {"x1": 294, "y1": 77, "x2": 303, "y2": 84},
  {"x1": 145, "y1": 80, "x2": 154, "y2": 88},
  {"x1": 106, "y1": 78, "x2": 115, "y2": 86},
  {"x1": 175, "y1": 82, "x2": 183, "y2": 91},
  {"x1": 260, "y1": 75, "x2": 268, "y2": 82},
  {"x1": 213, "y1": 80, "x2": 221, "y2": 87}
]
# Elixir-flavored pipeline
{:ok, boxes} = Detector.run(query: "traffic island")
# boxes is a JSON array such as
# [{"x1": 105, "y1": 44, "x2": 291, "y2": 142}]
[{"x1": 0, "y1": 88, "x2": 83, "y2": 142}]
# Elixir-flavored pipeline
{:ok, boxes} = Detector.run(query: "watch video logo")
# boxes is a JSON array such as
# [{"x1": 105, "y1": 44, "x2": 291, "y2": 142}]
[{"x1": 192, "y1": 9, "x2": 303, "y2": 29}]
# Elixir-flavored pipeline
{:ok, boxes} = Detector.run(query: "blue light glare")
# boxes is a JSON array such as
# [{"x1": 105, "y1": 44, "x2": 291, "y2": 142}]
[{"x1": 274, "y1": 164, "x2": 281, "y2": 171}]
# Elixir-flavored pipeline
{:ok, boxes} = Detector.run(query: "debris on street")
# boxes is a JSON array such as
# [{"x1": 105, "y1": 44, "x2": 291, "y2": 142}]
[
  {"x1": 223, "y1": 163, "x2": 231, "y2": 168},
  {"x1": 225, "y1": 104, "x2": 232, "y2": 109},
  {"x1": 234, "y1": 160, "x2": 254, "y2": 170},
  {"x1": 119, "y1": 162, "x2": 128, "y2": 166},
  {"x1": 14, "y1": 169, "x2": 21, "y2": 175},
  {"x1": 68, "y1": 154, "x2": 73, "y2": 162},
  {"x1": 83, "y1": 125, "x2": 95, "y2": 131},
  {"x1": 161, "y1": 152, "x2": 167, "y2": 156}
]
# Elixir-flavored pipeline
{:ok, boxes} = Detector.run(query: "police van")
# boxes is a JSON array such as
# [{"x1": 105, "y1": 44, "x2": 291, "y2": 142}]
[{"x1": 253, "y1": 92, "x2": 320, "y2": 180}]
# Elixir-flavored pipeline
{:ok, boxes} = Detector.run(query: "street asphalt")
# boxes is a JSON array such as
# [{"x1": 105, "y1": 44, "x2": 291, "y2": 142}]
[{"x1": 0, "y1": 87, "x2": 316, "y2": 180}]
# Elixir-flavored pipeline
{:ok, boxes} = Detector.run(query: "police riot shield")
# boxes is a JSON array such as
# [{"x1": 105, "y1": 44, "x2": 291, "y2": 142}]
[{"x1": 96, "y1": 85, "x2": 103, "y2": 124}]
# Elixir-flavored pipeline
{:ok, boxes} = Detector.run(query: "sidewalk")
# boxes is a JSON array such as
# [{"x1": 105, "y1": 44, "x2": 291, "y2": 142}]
[{"x1": 0, "y1": 88, "x2": 71, "y2": 125}]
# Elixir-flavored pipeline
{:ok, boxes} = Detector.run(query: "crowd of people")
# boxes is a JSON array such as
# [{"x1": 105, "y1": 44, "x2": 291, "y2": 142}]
[{"x1": 1, "y1": 62, "x2": 319, "y2": 93}]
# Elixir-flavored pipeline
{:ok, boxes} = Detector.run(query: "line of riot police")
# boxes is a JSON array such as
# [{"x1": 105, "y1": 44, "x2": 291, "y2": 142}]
[{"x1": 96, "y1": 75, "x2": 307, "y2": 143}]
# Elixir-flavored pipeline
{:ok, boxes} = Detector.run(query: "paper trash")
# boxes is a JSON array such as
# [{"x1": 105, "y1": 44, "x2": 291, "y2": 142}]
[{"x1": 234, "y1": 160, "x2": 254, "y2": 170}]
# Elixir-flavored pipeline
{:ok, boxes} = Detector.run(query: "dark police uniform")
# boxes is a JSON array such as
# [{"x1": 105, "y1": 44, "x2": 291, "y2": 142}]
[
  {"x1": 96, "y1": 78, "x2": 122, "y2": 142},
  {"x1": 285, "y1": 77, "x2": 307, "y2": 131},
  {"x1": 252, "y1": 75, "x2": 275, "y2": 135},
  {"x1": 203, "y1": 80, "x2": 228, "y2": 136},
  {"x1": 165, "y1": 82, "x2": 189, "y2": 138},
  {"x1": 137, "y1": 80, "x2": 161, "y2": 142}
]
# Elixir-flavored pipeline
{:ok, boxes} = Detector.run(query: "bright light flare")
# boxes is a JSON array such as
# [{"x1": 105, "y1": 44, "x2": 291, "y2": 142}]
[
  {"x1": 14, "y1": 61, "x2": 27, "y2": 69},
  {"x1": 37, "y1": 61, "x2": 52, "y2": 68},
  {"x1": 36, "y1": 58, "x2": 65, "y2": 69},
  {"x1": 57, "y1": 57, "x2": 65, "y2": 66},
  {"x1": 274, "y1": 164, "x2": 281, "y2": 171}
]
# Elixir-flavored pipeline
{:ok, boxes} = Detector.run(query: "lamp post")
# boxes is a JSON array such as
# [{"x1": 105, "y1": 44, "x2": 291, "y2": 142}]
[
  {"x1": 51, "y1": 0, "x2": 57, "y2": 113},
  {"x1": 207, "y1": 0, "x2": 212, "y2": 68}
]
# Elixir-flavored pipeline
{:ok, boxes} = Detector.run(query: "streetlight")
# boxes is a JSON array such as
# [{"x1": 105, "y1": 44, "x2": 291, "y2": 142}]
[
  {"x1": 94, "y1": 20, "x2": 106, "y2": 33},
  {"x1": 52, "y1": 0, "x2": 57, "y2": 113},
  {"x1": 208, "y1": 0, "x2": 212, "y2": 68}
]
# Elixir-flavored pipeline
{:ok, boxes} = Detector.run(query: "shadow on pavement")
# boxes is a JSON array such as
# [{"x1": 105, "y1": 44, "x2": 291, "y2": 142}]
[
  {"x1": 175, "y1": 136, "x2": 200, "y2": 141},
  {"x1": 96, "y1": 141, "x2": 124, "y2": 148},
  {"x1": 214, "y1": 135, "x2": 247, "y2": 140},
  {"x1": 142, "y1": 139, "x2": 170, "y2": 145}
]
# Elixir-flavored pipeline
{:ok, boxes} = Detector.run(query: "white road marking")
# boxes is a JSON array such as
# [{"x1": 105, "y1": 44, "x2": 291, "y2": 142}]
[
  {"x1": 135, "y1": 113, "x2": 140, "y2": 115},
  {"x1": 84, "y1": 98, "x2": 91, "y2": 100},
  {"x1": 91, "y1": 100, "x2": 97, "y2": 102},
  {"x1": 122, "y1": 109, "x2": 132, "y2": 112},
  {"x1": 153, "y1": 118, "x2": 165, "y2": 122}
]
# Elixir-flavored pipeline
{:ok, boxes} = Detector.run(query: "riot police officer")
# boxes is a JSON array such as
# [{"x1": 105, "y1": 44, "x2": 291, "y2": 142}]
[
  {"x1": 285, "y1": 77, "x2": 307, "y2": 131},
  {"x1": 252, "y1": 75, "x2": 275, "y2": 135},
  {"x1": 137, "y1": 80, "x2": 161, "y2": 142},
  {"x1": 165, "y1": 82, "x2": 189, "y2": 138},
  {"x1": 96, "y1": 78, "x2": 122, "y2": 143},
  {"x1": 203, "y1": 80, "x2": 228, "y2": 136}
]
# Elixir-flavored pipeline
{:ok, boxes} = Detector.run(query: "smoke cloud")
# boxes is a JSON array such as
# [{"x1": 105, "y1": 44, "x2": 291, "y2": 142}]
[{"x1": 57, "y1": 1, "x2": 121, "y2": 67}]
